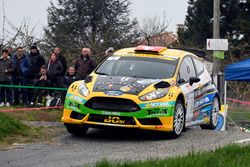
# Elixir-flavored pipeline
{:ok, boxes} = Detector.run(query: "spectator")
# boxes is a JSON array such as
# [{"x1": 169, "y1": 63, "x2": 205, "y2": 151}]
[
  {"x1": 46, "y1": 52, "x2": 63, "y2": 88},
  {"x1": 0, "y1": 49, "x2": 13, "y2": 107},
  {"x1": 54, "y1": 47, "x2": 67, "y2": 76},
  {"x1": 11, "y1": 47, "x2": 30, "y2": 105},
  {"x1": 63, "y1": 66, "x2": 80, "y2": 88},
  {"x1": 28, "y1": 45, "x2": 45, "y2": 106},
  {"x1": 7, "y1": 47, "x2": 14, "y2": 57},
  {"x1": 31, "y1": 65, "x2": 50, "y2": 107},
  {"x1": 105, "y1": 47, "x2": 114, "y2": 57},
  {"x1": 73, "y1": 48, "x2": 97, "y2": 80},
  {"x1": 61, "y1": 66, "x2": 79, "y2": 103},
  {"x1": 28, "y1": 45, "x2": 45, "y2": 79}
]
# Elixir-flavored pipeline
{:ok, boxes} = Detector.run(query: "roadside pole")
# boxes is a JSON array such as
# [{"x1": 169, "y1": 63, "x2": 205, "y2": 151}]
[
  {"x1": 206, "y1": 0, "x2": 228, "y2": 131},
  {"x1": 213, "y1": 0, "x2": 221, "y2": 75}
]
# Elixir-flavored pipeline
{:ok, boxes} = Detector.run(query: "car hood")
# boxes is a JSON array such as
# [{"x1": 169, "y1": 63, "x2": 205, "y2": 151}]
[{"x1": 92, "y1": 75, "x2": 162, "y2": 95}]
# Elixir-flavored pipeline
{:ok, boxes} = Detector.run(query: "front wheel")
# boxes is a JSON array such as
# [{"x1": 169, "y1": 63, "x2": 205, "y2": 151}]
[
  {"x1": 170, "y1": 100, "x2": 185, "y2": 138},
  {"x1": 65, "y1": 124, "x2": 89, "y2": 136},
  {"x1": 200, "y1": 96, "x2": 219, "y2": 129}
]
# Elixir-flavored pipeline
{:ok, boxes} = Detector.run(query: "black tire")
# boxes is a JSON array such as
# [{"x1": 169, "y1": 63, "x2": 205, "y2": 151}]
[
  {"x1": 170, "y1": 100, "x2": 185, "y2": 138},
  {"x1": 200, "y1": 96, "x2": 219, "y2": 130},
  {"x1": 65, "y1": 124, "x2": 89, "y2": 136}
]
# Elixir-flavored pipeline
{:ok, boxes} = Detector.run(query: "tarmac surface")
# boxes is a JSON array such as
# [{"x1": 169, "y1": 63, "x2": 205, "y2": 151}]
[{"x1": 0, "y1": 124, "x2": 250, "y2": 167}]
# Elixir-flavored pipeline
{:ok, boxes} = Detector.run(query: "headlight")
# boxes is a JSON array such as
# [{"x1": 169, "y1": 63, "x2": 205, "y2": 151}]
[
  {"x1": 139, "y1": 89, "x2": 169, "y2": 101},
  {"x1": 78, "y1": 81, "x2": 89, "y2": 97}
]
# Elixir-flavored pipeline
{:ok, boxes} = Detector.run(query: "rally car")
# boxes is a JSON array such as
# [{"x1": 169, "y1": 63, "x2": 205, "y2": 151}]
[{"x1": 61, "y1": 45, "x2": 220, "y2": 138}]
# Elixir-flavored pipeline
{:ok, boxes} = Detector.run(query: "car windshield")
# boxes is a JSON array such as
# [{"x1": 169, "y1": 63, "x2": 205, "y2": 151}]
[{"x1": 95, "y1": 56, "x2": 178, "y2": 79}]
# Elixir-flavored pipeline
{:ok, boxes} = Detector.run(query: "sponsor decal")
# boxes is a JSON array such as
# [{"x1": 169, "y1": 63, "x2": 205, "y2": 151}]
[
  {"x1": 121, "y1": 77, "x2": 130, "y2": 82},
  {"x1": 137, "y1": 79, "x2": 161, "y2": 86},
  {"x1": 148, "y1": 109, "x2": 168, "y2": 115},
  {"x1": 102, "y1": 111, "x2": 121, "y2": 116},
  {"x1": 107, "y1": 56, "x2": 120, "y2": 60},
  {"x1": 105, "y1": 90, "x2": 123, "y2": 96},
  {"x1": 108, "y1": 84, "x2": 113, "y2": 89},
  {"x1": 194, "y1": 84, "x2": 216, "y2": 99},
  {"x1": 194, "y1": 96, "x2": 211, "y2": 109},
  {"x1": 199, "y1": 105, "x2": 212, "y2": 118},
  {"x1": 66, "y1": 94, "x2": 86, "y2": 103},
  {"x1": 104, "y1": 116, "x2": 125, "y2": 124},
  {"x1": 140, "y1": 101, "x2": 175, "y2": 108},
  {"x1": 93, "y1": 76, "x2": 148, "y2": 95},
  {"x1": 120, "y1": 85, "x2": 132, "y2": 92}
]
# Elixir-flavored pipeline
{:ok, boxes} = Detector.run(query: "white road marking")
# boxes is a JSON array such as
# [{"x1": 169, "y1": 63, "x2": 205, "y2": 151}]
[{"x1": 234, "y1": 138, "x2": 250, "y2": 144}]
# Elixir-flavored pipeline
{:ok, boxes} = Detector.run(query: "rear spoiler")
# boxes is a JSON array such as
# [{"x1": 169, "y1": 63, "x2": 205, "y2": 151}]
[{"x1": 170, "y1": 47, "x2": 208, "y2": 60}]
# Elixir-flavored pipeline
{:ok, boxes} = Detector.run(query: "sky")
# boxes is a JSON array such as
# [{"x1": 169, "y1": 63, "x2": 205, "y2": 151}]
[{"x1": 0, "y1": 0, "x2": 188, "y2": 41}]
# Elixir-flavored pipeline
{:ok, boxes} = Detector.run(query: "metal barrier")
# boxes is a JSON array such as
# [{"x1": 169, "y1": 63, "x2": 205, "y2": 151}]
[{"x1": 0, "y1": 84, "x2": 67, "y2": 112}]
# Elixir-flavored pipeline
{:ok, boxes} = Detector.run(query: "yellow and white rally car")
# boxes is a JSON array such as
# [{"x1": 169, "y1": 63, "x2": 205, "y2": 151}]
[{"x1": 62, "y1": 45, "x2": 220, "y2": 138}]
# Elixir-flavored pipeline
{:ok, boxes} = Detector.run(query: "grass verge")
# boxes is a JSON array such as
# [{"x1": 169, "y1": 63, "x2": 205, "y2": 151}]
[
  {"x1": 0, "y1": 108, "x2": 62, "y2": 122},
  {"x1": 0, "y1": 110, "x2": 64, "y2": 148},
  {"x1": 227, "y1": 107, "x2": 250, "y2": 130},
  {"x1": 0, "y1": 112, "x2": 30, "y2": 139},
  {"x1": 92, "y1": 144, "x2": 250, "y2": 167}
]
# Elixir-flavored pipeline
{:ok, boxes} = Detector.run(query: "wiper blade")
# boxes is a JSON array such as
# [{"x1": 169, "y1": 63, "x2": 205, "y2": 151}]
[
  {"x1": 95, "y1": 72, "x2": 110, "y2": 75},
  {"x1": 132, "y1": 75, "x2": 154, "y2": 79}
]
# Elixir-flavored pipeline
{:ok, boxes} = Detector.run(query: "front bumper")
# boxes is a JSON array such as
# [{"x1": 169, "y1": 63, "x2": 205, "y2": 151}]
[{"x1": 61, "y1": 95, "x2": 176, "y2": 132}]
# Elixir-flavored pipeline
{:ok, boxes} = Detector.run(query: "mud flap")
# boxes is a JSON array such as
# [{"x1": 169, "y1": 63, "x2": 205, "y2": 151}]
[{"x1": 215, "y1": 105, "x2": 228, "y2": 131}]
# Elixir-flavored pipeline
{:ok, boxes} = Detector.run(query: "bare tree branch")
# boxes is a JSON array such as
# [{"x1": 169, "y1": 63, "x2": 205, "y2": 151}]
[{"x1": 139, "y1": 13, "x2": 170, "y2": 45}]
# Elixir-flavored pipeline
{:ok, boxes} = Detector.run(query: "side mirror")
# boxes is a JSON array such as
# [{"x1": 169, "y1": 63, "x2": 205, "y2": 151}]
[
  {"x1": 189, "y1": 77, "x2": 200, "y2": 86},
  {"x1": 177, "y1": 79, "x2": 186, "y2": 84}
]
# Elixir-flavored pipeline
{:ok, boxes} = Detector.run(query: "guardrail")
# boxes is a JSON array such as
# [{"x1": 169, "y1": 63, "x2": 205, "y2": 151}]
[
  {"x1": 0, "y1": 84, "x2": 67, "y2": 112},
  {"x1": 0, "y1": 84, "x2": 68, "y2": 91}
]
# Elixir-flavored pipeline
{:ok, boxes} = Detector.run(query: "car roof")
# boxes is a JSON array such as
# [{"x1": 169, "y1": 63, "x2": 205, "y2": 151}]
[{"x1": 114, "y1": 46, "x2": 200, "y2": 61}]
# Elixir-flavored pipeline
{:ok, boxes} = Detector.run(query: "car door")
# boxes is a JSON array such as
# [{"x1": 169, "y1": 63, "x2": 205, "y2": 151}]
[
  {"x1": 177, "y1": 56, "x2": 200, "y2": 124},
  {"x1": 192, "y1": 57, "x2": 214, "y2": 122}
]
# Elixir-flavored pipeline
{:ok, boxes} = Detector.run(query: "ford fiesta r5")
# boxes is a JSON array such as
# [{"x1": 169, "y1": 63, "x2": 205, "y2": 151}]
[{"x1": 61, "y1": 45, "x2": 220, "y2": 138}]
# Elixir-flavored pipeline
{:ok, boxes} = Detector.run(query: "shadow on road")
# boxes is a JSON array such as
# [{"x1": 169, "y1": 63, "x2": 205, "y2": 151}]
[{"x1": 61, "y1": 127, "x2": 194, "y2": 142}]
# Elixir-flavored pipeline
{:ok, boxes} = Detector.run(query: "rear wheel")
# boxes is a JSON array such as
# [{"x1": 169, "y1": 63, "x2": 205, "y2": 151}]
[
  {"x1": 170, "y1": 100, "x2": 185, "y2": 138},
  {"x1": 65, "y1": 124, "x2": 89, "y2": 136},
  {"x1": 200, "y1": 97, "x2": 219, "y2": 129}
]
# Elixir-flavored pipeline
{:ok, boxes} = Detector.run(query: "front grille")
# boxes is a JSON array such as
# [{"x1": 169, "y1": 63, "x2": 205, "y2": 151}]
[
  {"x1": 88, "y1": 114, "x2": 136, "y2": 125},
  {"x1": 84, "y1": 97, "x2": 140, "y2": 112},
  {"x1": 137, "y1": 118, "x2": 162, "y2": 125},
  {"x1": 70, "y1": 111, "x2": 86, "y2": 120}
]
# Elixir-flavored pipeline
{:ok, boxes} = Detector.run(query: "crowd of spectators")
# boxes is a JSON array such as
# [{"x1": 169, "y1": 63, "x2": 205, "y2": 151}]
[{"x1": 0, "y1": 45, "x2": 99, "y2": 107}]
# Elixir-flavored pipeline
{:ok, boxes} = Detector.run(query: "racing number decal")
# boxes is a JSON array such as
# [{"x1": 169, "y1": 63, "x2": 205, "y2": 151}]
[{"x1": 104, "y1": 116, "x2": 125, "y2": 124}]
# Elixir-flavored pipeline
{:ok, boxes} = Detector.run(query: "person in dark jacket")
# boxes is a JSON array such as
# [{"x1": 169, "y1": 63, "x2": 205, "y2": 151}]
[
  {"x1": 73, "y1": 48, "x2": 96, "y2": 80},
  {"x1": 28, "y1": 45, "x2": 45, "y2": 106},
  {"x1": 61, "y1": 66, "x2": 80, "y2": 103},
  {"x1": 28, "y1": 45, "x2": 45, "y2": 79},
  {"x1": 31, "y1": 65, "x2": 50, "y2": 107},
  {"x1": 46, "y1": 52, "x2": 63, "y2": 88},
  {"x1": 11, "y1": 47, "x2": 30, "y2": 105},
  {"x1": 0, "y1": 49, "x2": 13, "y2": 107},
  {"x1": 63, "y1": 66, "x2": 80, "y2": 88},
  {"x1": 54, "y1": 47, "x2": 67, "y2": 77}
]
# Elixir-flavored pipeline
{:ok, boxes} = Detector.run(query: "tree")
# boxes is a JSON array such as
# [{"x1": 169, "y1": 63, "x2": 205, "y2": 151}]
[
  {"x1": 139, "y1": 13, "x2": 170, "y2": 46},
  {"x1": 178, "y1": 0, "x2": 250, "y2": 50},
  {"x1": 45, "y1": 0, "x2": 140, "y2": 62},
  {"x1": 177, "y1": 0, "x2": 213, "y2": 48},
  {"x1": 178, "y1": 0, "x2": 250, "y2": 102}
]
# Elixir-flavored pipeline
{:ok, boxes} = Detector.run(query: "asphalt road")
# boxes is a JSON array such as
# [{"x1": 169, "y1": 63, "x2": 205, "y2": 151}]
[{"x1": 1, "y1": 126, "x2": 250, "y2": 167}]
